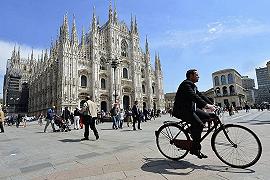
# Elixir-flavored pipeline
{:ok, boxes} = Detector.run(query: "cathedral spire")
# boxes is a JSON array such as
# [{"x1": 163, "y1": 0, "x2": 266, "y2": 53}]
[
  {"x1": 108, "y1": 1, "x2": 113, "y2": 23},
  {"x1": 44, "y1": 49, "x2": 48, "y2": 61},
  {"x1": 81, "y1": 26, "x2": 85, "y2": 48},
  {"x1": 130, "y1": 14, "x2": 134, "y2": 33},
  {"x1": 155, "y1": 52, "x2": 161, "y2": 72},
  {"x1": 145, "y1": 35, "x2": 149, "y2": 55},
  {"x1": 12, "y1": 45, "x2": 16, "y2": 59},
  {"x1": 17, "y1": 46, "x2": 21, "y2": 63},
  {"x1": 91, "y1": 6, "x2": 97, "y2": 32},
  {"x1": 134, "y1": 16, "x2": 138, "y2": 33},
  {"x1": 31, "y1": 49, "x2": 34, "y2": 61},
  {"x1": 41, "y1": 50, "x2": 44, "y2": 63},
  {"x1": 60, "y1": 13, "x2": 69, "y2": 42},
  {"x1": 113, "y1": 0, "x2": 118, "y2": 23},
  {"x1": 71, "y1": 14, "x2": 78, "y2": 45}
]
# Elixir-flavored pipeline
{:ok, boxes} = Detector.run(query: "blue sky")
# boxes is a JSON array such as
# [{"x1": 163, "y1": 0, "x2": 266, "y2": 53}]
[{"x1": 1, "y1": 0, "x2": 270, "y2": 98}]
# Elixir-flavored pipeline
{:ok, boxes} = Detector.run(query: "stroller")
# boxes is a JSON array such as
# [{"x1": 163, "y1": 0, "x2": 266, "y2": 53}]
[{"x1": 54, "y1": 115, "x2": 71, "y2": 132}]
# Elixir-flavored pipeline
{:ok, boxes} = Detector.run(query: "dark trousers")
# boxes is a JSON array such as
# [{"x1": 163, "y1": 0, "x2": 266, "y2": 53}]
[
  {"x1": 132, "y1": 116, "x2": 141, "y2": 129},
  {"x1": 181, "y1": 108, "x2": 210, "y2": 151},
  {"x1": 0, "y1": 122, "x2": 4, "y2": 132},
  {"x1": 84, "y1": 116, "x2": 99, "y2": 139}
]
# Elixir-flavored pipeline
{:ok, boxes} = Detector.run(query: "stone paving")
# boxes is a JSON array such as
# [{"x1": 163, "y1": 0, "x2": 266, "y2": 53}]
[{"x1": 0, "y1": 109, "x2": 269, "y2": 180}]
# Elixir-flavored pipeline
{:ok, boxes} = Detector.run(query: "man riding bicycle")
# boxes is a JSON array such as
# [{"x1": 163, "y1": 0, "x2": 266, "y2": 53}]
[{"x1": 172, "y1": 69, "x2": 216, "y2": 159}]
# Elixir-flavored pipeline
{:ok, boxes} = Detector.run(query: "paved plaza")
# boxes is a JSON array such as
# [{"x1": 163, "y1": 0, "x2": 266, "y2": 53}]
[{"x1": 0, "y1": 109, "x2": 269, "y2": 180}]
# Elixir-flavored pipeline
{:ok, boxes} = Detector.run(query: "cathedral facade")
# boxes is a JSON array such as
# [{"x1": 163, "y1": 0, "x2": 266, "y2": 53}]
[{"x1": 3, "y1": 4, "x2": 165, "y2": 115}]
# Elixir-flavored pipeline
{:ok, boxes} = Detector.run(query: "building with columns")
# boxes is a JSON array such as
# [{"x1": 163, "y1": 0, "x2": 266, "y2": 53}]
[
  {"x1": 212, "y1": 69, "x2": 247, "y2": 108},
  {"x1": 3, "y1": 4, "x2": 165, "y2": 115}
]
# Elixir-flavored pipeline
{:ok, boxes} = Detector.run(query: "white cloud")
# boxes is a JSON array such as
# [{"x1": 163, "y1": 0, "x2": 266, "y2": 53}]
[
  {"x1": 0, "y1": 40, "x2": 44, "y2": 98},
  {"x1": 151, "y1": 17, "x2": 270, "y2": 49}
]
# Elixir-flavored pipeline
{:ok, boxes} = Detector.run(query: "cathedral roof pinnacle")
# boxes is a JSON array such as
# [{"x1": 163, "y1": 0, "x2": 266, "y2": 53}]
[{"x1": 71, "y1": 14, "x2": 78, "y2": 45}]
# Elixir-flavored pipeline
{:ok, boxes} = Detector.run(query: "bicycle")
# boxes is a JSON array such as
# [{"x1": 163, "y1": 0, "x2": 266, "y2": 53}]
[{"x1": 155, "y1": 109, "x2": 262, "y2": 168}]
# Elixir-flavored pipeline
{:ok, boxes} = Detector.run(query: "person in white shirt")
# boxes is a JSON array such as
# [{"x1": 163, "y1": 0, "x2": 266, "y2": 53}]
[{"x1": 81, "y1": 96, "x2": 99, "y2": 141}]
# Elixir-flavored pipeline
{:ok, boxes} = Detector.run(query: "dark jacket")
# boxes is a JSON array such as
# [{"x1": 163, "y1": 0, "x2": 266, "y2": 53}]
[
  {"x1": 110, "y1": 107, "x2": 117, "y2": 116},
  {"x1": 62, "y1": 109, "x2": 71, "y2": 120},
  {"x1": 132, "y1": 105, "x2": 139, "y2": 119},
  {"x1": 172, "y1": 79, "x2": 212, "y2": 119}
]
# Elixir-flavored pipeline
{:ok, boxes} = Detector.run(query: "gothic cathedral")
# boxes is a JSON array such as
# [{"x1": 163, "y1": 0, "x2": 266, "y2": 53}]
[{"x1": 3, "y1": 4, "x2": 165, "y2": 115}]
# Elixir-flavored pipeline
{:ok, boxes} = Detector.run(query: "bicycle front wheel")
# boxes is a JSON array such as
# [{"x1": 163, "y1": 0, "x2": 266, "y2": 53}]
[
  {"x1": 156, "y1": 123, "x2": 189, "y2": 160},
  {"x1": 211, "y1": 124, "x2": 262, "y2": 168}
]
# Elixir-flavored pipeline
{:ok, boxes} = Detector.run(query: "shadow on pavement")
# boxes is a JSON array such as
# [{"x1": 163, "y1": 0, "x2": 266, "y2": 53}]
[
  {"x1": 120, "y1": 129, "x2": 134, "y2": 132},
  {"x1": 100, "y1": 128, "x2": 115, "y2": 130},
  {"x1": 238, "y1": 120, "x2": 270, "y2": 125},
  {"x1": 58, "y1": 139, "x2": 81, "y2": 143},
  {"x1": 141, "y1": 158, "x2": 255, "y2": 175}
]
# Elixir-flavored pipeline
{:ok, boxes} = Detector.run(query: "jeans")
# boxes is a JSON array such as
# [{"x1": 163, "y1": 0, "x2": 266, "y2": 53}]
[
  {"x1": 44, "y1": 119, "x2": 55, "y2": 132},
  {"x1": 112, "y1": 116, "x2": 118, "y2": 129}
]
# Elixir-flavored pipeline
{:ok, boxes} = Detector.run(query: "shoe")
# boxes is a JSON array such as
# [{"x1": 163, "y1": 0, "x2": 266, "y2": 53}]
[
  {"x1": 138, "y1": 128, "x2": 142, "y2": 130},
  {"x1": 133, "y1": 128, "x2": 136, "y2": 131},
  {"x1": 190, "y1": 150, "x2": 208, "y2": 159},
  {"x1": 96, "y1": 135, "x2": 99, "y2": 140},
  {"x1": 81, "y1": 138, "x2": 89, "y2": 141}
]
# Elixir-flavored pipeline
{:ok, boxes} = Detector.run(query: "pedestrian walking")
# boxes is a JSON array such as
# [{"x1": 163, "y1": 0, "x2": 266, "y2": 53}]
[
  {"x1": 119, "y1": 109, "x2": 125, "y2": 129},
  {"x1": 44, "y1": 106, "x2": 56, "y2": 132},
  {"x1": 62, "y1": 107, "x2": 71, "y2": 126},
  {"x1": 110, "y1": 104, "x2": 118, "y2": 129},
  {"x1": 0, "y1": 106, "x2": 5, "y2": 133},
  {"x1": 125, "y1": 105, "x2": 133, "y2": 127},
  {"x1": 73, "y1": 107, "x2": 80, "y2": 130},
  {"x1": 132, "y1": 101, "x2": 141, "y2": 130},
  {"x1": 38, "y1": 113, "x2": 44, "y2": 126},
  {"x1": 80, "y1": 96, "x2": 99, "y2": 141}
]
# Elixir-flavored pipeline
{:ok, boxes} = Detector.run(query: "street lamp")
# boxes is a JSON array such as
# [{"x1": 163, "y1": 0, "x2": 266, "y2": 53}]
[
  {"x1": 10, "y1": 97, "x2": 19, "y2": 113},
  {"x1": 110, "y1": 57, "x2": 122, "y2": 104}
]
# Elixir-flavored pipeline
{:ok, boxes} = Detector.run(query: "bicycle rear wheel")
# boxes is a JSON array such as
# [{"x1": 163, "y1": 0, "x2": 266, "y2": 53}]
[
  {"x1": 211, "y1": 124, "x2": 262, "y2": 168},
  {"x1": 156, "y1": 123, "x2": 189, "y2": 160}
]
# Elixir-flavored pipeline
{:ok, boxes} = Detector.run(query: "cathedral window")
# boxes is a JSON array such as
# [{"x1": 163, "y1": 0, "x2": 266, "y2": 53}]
[
  {"x1": 152, "y1": 86, "x2": 155, "y2": 94},
  {"x1": 142, "y1": 84, "x2": 146, "y2": 94},
  {"x1": 100, "y1": 57, "x2": 107, "y2": 70},
  {"x1": 121, "y1": 40, "x2": 128, "y2": 57},
  {"x1": 101, "y1": 78, "x2": 106, "y2": 89},
  {"x1": 81, "y1": 75, "x2": 87, "y2": 88},
  {"x1": 141, "y1": 69, "x2": 145, "y2": 78},
  {"x1": 123, "y1": 68, "x2": 128, "y2": 79}
]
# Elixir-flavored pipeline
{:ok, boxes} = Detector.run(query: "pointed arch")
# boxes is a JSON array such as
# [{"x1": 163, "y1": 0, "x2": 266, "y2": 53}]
[
  {"x1": 123, "y1": 67, "x2": 128, "y2": 78},
  {"x1": 101, "y1": 78, "x2": 106, "y2": 89},
  {"x1": 81, "y1": 75, "x2": 87, "y2": 88}
]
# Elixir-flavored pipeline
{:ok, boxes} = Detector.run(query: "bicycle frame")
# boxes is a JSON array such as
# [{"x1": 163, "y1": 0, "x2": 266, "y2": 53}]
[
  {"x1": 162, "y1": 110, "x2": 237, "y2": 147},
  {"x1": 199, "y1": 114, "x2": 237, "y2": 147}
]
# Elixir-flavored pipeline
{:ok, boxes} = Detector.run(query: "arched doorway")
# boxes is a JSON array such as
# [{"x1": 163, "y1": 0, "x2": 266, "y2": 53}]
[
  {"x1": 101, "y1": 101, "x2": 107, "y2": 112},
  {"x1": 123, "y1": 95, "x2": 130, "y2": 110}
]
